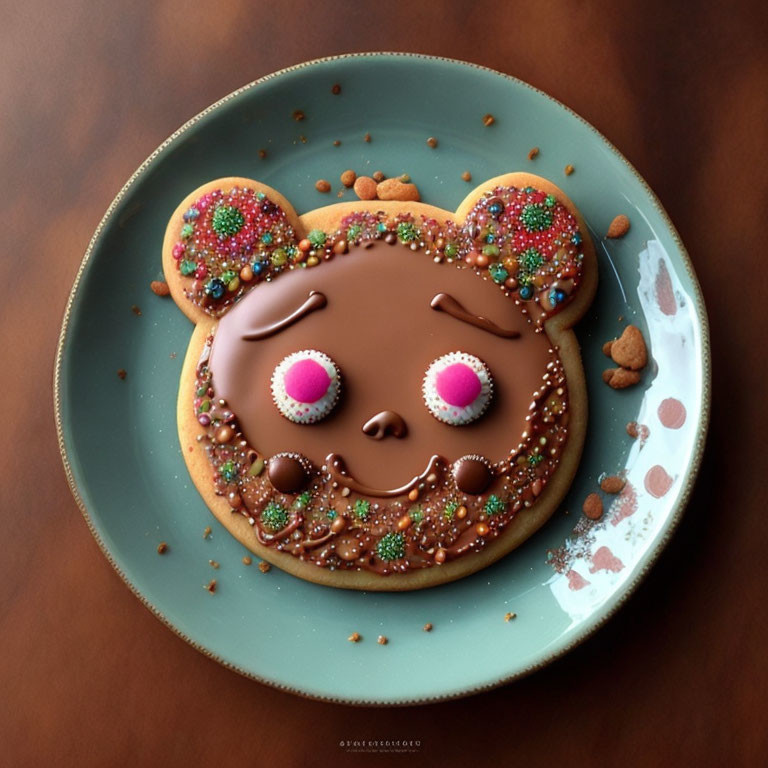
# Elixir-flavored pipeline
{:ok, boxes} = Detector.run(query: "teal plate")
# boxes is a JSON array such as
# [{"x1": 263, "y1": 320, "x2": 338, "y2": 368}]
[{"x1": 55, "y1": 54, "x2": 710, "y2": 705}]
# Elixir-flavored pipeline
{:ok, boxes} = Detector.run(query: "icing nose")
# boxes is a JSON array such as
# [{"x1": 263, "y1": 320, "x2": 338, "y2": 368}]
[{"x1": 362, "y1": 410, "x2": 408, "y2": 440}]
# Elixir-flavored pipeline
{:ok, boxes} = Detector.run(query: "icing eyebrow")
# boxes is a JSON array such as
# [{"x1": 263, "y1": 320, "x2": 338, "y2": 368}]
[
  {"x1": 430, "y1": 293, "x2": 520, "y2": 339},
  {"x1": 242, "y1": 290, "x2": 327, "y2": 340}
]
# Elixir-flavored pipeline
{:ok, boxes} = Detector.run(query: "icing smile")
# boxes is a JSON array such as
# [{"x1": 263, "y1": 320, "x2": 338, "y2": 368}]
[{"x1": 326, "y1": 453, "x2": 443, "y2": 498}]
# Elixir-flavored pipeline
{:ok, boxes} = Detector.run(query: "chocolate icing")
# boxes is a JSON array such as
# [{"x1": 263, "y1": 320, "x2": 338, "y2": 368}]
[
  {"x1": 362, "y1": 410, "x2": 407, "y2": 440},
  {"x1": 242, "y1": 290, "x2": 327, "y2": 340},
  {"x1": 209, "y1": 240, "x2": 552, "y2": 490},
  {"x1": 326, "y1": 453, "x2": 443, "y2": 498},
  {"x1": 430, "y1": 292, "x2": 521, "y2": 338}
]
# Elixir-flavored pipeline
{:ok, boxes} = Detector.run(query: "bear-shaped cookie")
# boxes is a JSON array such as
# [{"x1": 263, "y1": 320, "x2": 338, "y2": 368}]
[{"x1": 163, "y1": 172, "x2": 596, "y2": 591}]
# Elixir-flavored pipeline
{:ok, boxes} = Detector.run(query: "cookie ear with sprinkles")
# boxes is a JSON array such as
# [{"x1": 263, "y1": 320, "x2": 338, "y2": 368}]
[
  {"x1": 162, "y1": 177, "x2": 302, "y2": 324},
  {"x1": 454, "y1": 172, "x2": 597, "y2": 329}
]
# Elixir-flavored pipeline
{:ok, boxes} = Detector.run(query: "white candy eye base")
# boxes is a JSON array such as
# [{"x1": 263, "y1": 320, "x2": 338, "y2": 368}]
[
  {"x1": 271, "y1": 350, "x2": 341, "y2": 424},
  {"x1": 422, "y1": 351, "x2": 493, "y2": 426}
]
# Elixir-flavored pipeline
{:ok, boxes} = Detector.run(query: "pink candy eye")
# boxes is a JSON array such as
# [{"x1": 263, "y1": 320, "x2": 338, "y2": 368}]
[
  {"x1": 436, "y1": 363, "x2": 482, "y2": 408},
  {"x1": 422, "y1": 352, "x2": 493, "y2": 425},
  {"x1": 271, "y1": 350, "x2": 341, "y2": 423}
]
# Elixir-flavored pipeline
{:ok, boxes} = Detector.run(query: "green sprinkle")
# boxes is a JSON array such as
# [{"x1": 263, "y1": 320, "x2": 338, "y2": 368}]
[
  {"x1": 377, "y1": 532, "x2": 405, "y2": 561},
  {"x1": 220, "y1": 270, "x2": 237, "y2": 285},
  {"x1": 219, "y1": 460, "x2": 237, "y2": 483},
  {"x1": 484, "y1": 495, "x2": 506, "y2": 516},
  {"x1": 271, "y1": 248, "x2": 287, "y2": 266},
  {"x1": 195, "y1": 386, "x2": 208, "y2": 397},
  {"x1": 180, "y1": 259, "x2": 196, "y2": 276},
  {"x1": 544, "y1": 194, "x2": 556, "y2": 207},
  {"x1": 444, "y1": 242, "x2": 459, "y2": 258},
  {"x1": 482, "y1": 244, "x2": 500, "y2": 257},
  {"x1": 528, "y1": 453, "x2": 544, "y2": 467},
  {"x1": 346, "y1": 224, "x2": 362, "y2": 241},
  {"x1": 517, "y1": 272, "x2": 533, "y2": 287},
  {"x1": 261, "y1": 502, "x2": 289, "y2": 532},
  {"x1": 353, "y1": 499, "x2": 370, "y2": 520},
  {"x1": 396, "y1": 221, "x2": 418, "y2": 243},
  {"x1": 444, "y1": 500, "x2": 459, "y2": 520},
  {"x1": 211, "y1": 205, "x2": 244, "y2": 237},
  {"x1": 520, "y1": 203, "x2": 553, "y2": 232},
  {"x1": 376, "y1": 222, "x2": 387, "y2": 233},
  {"x1": 489, "y1": 263, "x2": 509, "y2": 284},
  {"x1": 308, "y1": 229, "x2": 326, "y2": 247},
  {"x1": 198, "y1": 399, "x2": 211, "y2": 413},
  {"x1": 409, "y1": 505, "x2": 424, "y2": 523},
  {"x1": 261, "y1": 232, "x2": 273, "y2": 244},
  {"x1": 519, "y1": 247, "x2": 544, "y2": 274},
  {"x1": 180, "y1": 223, "x2": 194, "y2": 239},
  {"x1": 248, "y1": 457, "x2": 264, "y2": 476},
  {"x1": 326, "y1": 508, "x2": 338, "y2": 520},
  {"x1": 294, "y1": 491, "x2": 312, "y2": 509}
]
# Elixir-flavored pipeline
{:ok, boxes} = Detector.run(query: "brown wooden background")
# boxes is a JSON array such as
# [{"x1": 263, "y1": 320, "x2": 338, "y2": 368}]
[{"x1": 2, "y1": 0, "x2": 767, "y2": 765}]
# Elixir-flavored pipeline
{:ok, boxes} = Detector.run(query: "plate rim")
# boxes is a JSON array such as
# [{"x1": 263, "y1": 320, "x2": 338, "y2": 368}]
[{"x1": 53, "y1": 51, "x2": 712, "y2": 706}]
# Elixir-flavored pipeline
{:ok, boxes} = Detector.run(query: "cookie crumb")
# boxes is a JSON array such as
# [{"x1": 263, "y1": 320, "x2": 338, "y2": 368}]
[
  {"x1": 299, "y1": 135, "x2": 307, "y2": 144},
  {"x1": 315, "y1": 179, "x2": 331, "y2": 193},
  {"x1": 331, "y1": 83, "x2": 341, "y2": 95},
  {"x1": 602, "y1": 367, "x2": 641, "y2": 389},
  {"x1": 205, "y1": 579, "x2": 217, "y2": 593},
  {"x1": 209, "y1": 559, "x2": 220, "y2": 569},
  {"x1": 607, "y1": 214, "x2": 631, "y2": 239},
  {"x1": 504, "y1": 612, "x2": 517, "y2": 622},
  {"x1": 376, "y1": 178, "x2": 420, "y2": 202},
  {"x1": 426, "y1": 136, "x2": 438, "y2": 148},
  {"x1": 353, "y1": 176, "x2": 377, "y2": 201},
  {"x1": 150, "y1": 280, "x2": 170, "y2": 296},
  {"x1": 377, "y1": 635, "x2": 388, "y2": 645},
  {"x1": 461, "y1": 171, "x2": 472, "y2": 182},
  {"x1": 423, "y1": 623, "x2": 433, "y2": 632},
  {"x1": 157, "y1": 542, "x2": 168, "y2": 555},
  {"x1": 583, "y1": 492, "x2": 604, "y2": 520},
  {"x1": 483, "y1": 113, "x2": 496, "y2": 126},
  {"x1": 292, "y1": 109, "x2": 305, "y2": 121},
  {"x1": 399, "y1": 173, "x2": 411, "y2": 183},
  {"x1": 600, "y1": 476, "x2": 626, "y2": 494},
  {"x1": 169, "y1": 352, "x2": 177, "y2": 359},
  {"x1": 564, "y1": 164, "x2": 575, "y2": 176},
  {"x1": 117, "y1": 369, "x2": 127, "y2": 380},
  {"x1": 242, "y1": 556, "x2": 252, "y2": 566},
  {"x1": 203, "y1": 526, "x2": 212, "y2": 539},
  {"x1": 258, "y1": 561, "x2": 271, "y2": 573},
  {"x1": 131, "y1": 304, "x2": 142, "y2": 316},
  {"x1": 609, "y1": 325, "x2": 647, "y2": 370},
  {"x1": 372, "y1": 170, "x2": 385, "y2": 182},
  {"x1": 340, "y1": 169, "x2": 356, "y2": 187},
  {"x1": 258, "y1": 149, "x2": 267, "y2": 159},
  {"x1": 363, "y1": 132, "x2": 371, "y2": 142},
  {"x1": 627, "y1": 422, "x2": 650, "y2": 442},
  {"x1": 332, "y1": 140, "x2": 341, "y2": 147},
  {"x1": 348, "y1": 632, "x2": 361, "y2": 642},
  {"x1": 528, "y1": 147, "x2": 540, "y2": 160}
]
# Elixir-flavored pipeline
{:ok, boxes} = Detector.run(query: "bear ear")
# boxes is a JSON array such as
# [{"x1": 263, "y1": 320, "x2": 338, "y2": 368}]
[
  {"x1": 454, "y1": 172, "x2": 596, "y2": 327},
  {"x1": 162, "y1": 178, "x2": 303, "y2": 323}
]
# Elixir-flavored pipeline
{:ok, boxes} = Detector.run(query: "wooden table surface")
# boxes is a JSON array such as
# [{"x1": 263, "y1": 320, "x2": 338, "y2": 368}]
[{"x1": 2, "y1": 1, "x2": 766, "y2": 765}]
